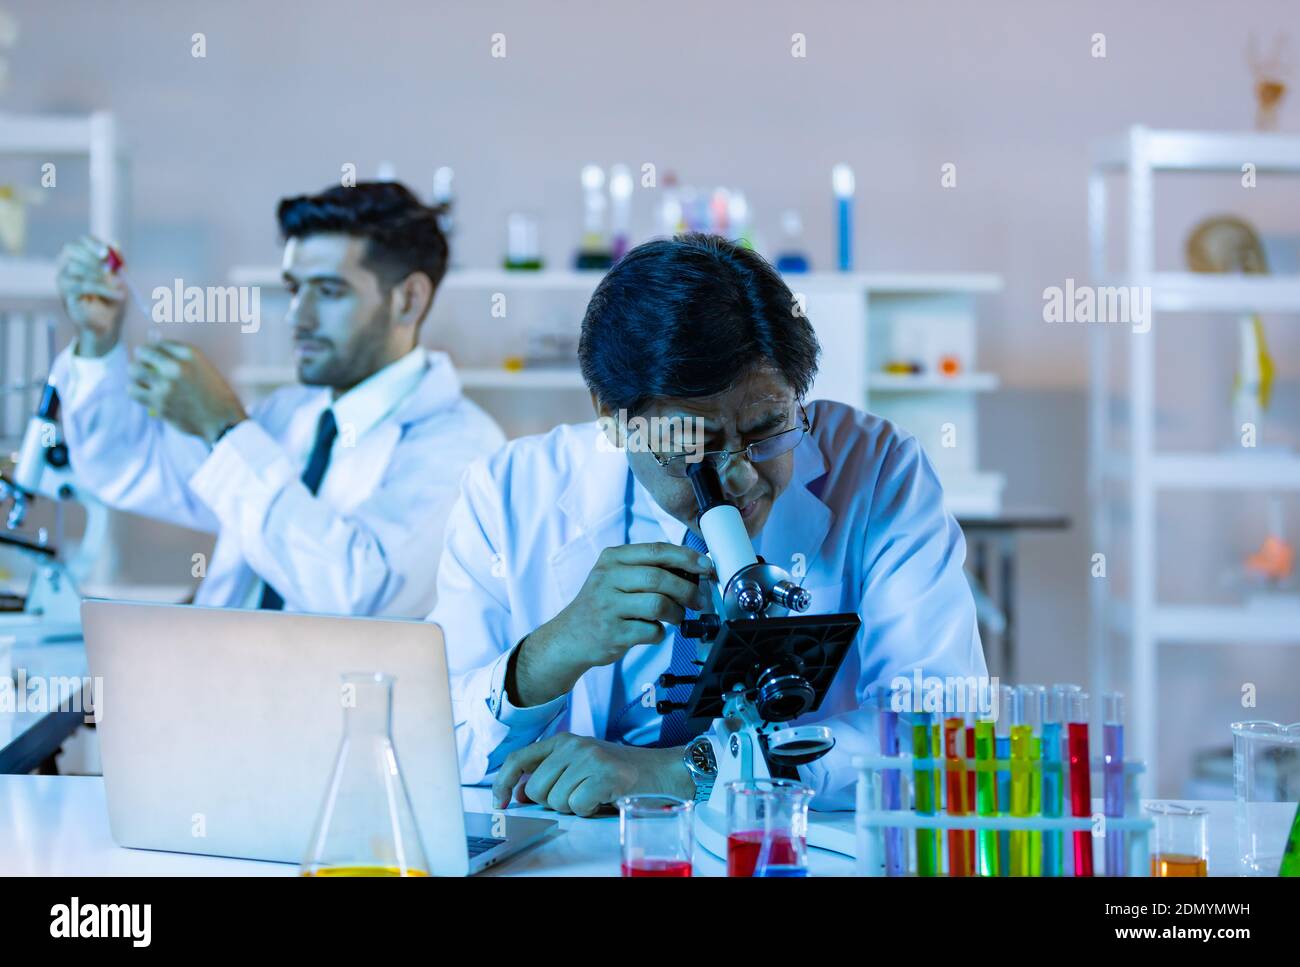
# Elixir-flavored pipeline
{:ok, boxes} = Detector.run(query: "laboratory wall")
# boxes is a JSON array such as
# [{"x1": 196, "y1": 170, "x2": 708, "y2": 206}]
[{"x1": 4, "y1": 0, "x2": 1299, "y2": 795}]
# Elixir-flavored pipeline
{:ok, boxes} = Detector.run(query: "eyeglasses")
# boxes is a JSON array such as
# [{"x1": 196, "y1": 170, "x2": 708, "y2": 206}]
[{"x1": 651, "y1": 405, "x2": 811, "y2": 479}]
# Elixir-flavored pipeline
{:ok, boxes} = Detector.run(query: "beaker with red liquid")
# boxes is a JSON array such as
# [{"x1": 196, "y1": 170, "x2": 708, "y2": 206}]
[
  {"x1": 726, "y1": 778, "x2": 813, "y2": 877},
  {"x1": 617, "y1": 795, "x2": 694, "y2": 877}
]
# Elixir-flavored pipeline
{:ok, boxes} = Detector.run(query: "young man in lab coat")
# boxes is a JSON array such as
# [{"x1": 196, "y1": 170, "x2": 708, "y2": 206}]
[
  {"x1": 51, "y1": 182, "x2": 503, "y2": 616},
  {"x1": 432, "y1": 232, "x2": 987, "y2": 813}
]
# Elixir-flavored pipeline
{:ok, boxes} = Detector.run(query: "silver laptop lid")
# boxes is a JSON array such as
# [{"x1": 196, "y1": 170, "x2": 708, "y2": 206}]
[{"x1": 81, "y1": 600, "x2": 471, "y2": 876}]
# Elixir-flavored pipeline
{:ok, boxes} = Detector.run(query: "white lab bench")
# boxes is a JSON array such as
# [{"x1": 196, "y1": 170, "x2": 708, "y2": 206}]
[{"x1": 1, "y1": 774, "x2": 1291, "y2": 877}]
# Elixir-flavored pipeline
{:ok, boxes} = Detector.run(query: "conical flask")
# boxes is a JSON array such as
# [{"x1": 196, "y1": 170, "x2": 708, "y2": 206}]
[{"x1": 300, "y1": 672, "x2": 430, "y2": 877}]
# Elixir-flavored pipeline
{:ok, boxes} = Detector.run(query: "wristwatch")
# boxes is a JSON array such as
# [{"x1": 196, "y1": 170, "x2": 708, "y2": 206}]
[{"x1": 682, "y1": 735, "x2": 718, "y2": 804}]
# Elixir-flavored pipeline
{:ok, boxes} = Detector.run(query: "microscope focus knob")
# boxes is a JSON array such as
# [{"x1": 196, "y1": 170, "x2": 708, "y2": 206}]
[
  {"x1": 735, "y1": 580, "x2": 765, "y2": 614},
  {"x1": 772, "y1": 579, "x2": 812, "y2": 613},
  {"x1": 679, "y1": 613, "x2": 720, "y2": 641}
]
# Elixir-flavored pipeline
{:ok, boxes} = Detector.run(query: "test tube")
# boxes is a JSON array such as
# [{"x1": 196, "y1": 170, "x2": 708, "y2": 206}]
[
  {"x1": 995, "y1": 684, "x2": 1014, "y2": 875},
  {"x1": 875, "y1": 691, "x2": 905, "y2": 876},
  {"x1": 1042, "y1": 685, "x2": 1069, "y2": 877},
  {"x1": 943, "y1": 715, "x2": 973, "y2": 876},
  {"x1": 963, "y1": 709, "x2": 977, "y2": 870},
  {"x1": 1103, "y1": 692, "x2": 1126, "y2": 877},
  {"x1": 974, "y1": 707, "x2": 999, "y2": 876},
  {"x1": 910, "y1": 711, "x2": 940, "y2": 877},
  {"x1": 1008, "y1": 687, "x2": 1031, "y2": 876},
  {"x1": 1067, "y1": 690, "x2": 1095, "y2": 876},
  {"x1": 1021, "y1": 685, "x2": 1046, "y2": 876}
]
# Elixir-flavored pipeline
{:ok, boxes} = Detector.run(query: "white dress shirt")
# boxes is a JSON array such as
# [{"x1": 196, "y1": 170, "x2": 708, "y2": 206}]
[
  {"x1": 50, "y1": 343, "x2": 505, "y2": 617},
  {"x1": 430, "y1": 399, "x2": 988, "y2": 807}
]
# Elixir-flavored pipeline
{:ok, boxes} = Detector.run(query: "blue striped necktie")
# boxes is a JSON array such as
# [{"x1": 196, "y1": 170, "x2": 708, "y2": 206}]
[{"x1": 653, "y1": 528, "x2": 710, "y2": 748}]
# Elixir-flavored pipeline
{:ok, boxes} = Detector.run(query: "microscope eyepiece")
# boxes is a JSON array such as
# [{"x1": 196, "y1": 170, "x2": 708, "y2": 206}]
[{"x1": 685, "y1": 459, "x2": 726, "y2": 517}]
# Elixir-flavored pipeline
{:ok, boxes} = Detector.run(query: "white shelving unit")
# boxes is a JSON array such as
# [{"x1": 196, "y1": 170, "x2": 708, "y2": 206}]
[
  {"x1": 231, "y1": 266, "x2": 1004, "y2": 513},
  {"x1": 1087, "y1": 126, "x2": 1300, "y2": 788},
  {"x1": 0, "y1": 111, "x2": 126, "y2": 587},
  {"x1": 1, "y1": 112, "x2": 124, "y2": 445}
]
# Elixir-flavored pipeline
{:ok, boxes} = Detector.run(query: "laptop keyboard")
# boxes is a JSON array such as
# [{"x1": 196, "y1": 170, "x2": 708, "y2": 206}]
[{"x1": 467, "y1": 835, "x2": 507, "y2": 857}]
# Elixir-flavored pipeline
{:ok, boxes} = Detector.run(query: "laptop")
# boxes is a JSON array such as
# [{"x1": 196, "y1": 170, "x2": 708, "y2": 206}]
[{"x1": 81, "y1": 600, "x2": 555, "y2": 875}]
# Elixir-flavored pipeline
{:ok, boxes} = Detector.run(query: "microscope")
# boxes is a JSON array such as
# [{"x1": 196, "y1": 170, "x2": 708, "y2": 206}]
[
  {"x1": 1, "y1": 382, "x2": 103, "y2": 641},
  {"x1": 659, "y1": 460, "x2": 861, "y2": 859}
]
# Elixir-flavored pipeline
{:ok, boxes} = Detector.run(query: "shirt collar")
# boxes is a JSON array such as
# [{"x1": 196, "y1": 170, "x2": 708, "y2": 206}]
[
  {"x1": 630, "y1": 470, "x2": 689, "y2": 546},
  {"x1": 328, "y1": 347, "x2": 427, "y2": 441}
]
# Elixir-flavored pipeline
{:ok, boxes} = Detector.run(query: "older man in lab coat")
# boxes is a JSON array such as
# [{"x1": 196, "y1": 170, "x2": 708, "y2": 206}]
[
  {"x1": 51, "y1": 182, "x2": 503, "y2": 616},
  {"x1": 432, "y1": 233, "x2": 987, "y2": 813}
]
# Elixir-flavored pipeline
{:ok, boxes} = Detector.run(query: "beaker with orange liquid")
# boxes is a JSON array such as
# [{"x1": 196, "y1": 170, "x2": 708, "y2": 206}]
[{"x1": 1145, "y1": 802, "x2": 1208, "y2": 877}]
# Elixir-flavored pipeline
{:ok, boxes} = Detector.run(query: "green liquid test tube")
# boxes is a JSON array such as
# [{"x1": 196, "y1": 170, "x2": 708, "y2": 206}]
[
  {"x1": 974, "y1": 718, "x2": 999, "y2": 876},
  {"x1": 912, "y1": 713, "x2": 940, "y2": 876}
]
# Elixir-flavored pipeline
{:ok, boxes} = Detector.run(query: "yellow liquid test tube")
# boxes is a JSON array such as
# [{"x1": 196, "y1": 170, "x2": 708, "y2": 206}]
[
  {"x1": 1009, "y1": 723, "x2": 1033, "y2": 875},
  {"x1": 1021, "y1": 685, "x2": 1047, "y2": 877}
]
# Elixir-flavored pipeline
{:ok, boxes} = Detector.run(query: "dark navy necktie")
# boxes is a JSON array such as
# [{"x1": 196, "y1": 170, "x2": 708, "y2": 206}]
[
  {"x1": 652, "y1": 528, "x2": 711, "y2": 748},
  {"x1": 258, "y1": 408, "x2": 338, "y2": 610}
]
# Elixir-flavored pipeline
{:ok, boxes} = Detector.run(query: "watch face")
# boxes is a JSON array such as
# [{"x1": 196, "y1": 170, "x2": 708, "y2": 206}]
[{"x1": 688, "y1": 740, "x2": 716, "y2": 773}]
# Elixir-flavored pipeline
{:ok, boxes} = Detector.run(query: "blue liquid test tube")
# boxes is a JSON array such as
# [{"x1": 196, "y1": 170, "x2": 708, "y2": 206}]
[
  {"x1": 875, "y1": 691, "x2": 905, "y2": 876},
  {"x1": 1042, "y1": 685, "x2": 1070, "y2": 876}
]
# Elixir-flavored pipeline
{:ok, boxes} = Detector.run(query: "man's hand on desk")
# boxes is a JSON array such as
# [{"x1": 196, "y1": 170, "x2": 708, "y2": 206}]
[
  {"x1": 492, "y1": 733, "x2": 694, "y2": 816},
  {"x1": 127, "y1": 341, "x2": 248, "y2": 445}
]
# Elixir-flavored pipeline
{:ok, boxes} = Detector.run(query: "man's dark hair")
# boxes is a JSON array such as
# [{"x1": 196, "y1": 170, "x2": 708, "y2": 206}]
[
  {"x1": 579, "y1": 233, "x2": 820, "y2": 414},
  {"x1": 276, "y1": 181, "x2": 450, "y2": 292}
]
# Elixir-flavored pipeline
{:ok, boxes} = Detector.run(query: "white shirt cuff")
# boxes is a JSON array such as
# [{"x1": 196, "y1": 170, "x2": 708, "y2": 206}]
[
  {"x1": 487, "y1": 640, "x2": 567, "y2": 731},
  {"x1": 51, "y1": 342, "x2": 128, "y2": 410}
]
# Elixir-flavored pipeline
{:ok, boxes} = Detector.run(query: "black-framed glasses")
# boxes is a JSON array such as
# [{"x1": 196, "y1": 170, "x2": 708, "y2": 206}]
[{"x1": 651, "y1": 405, "x2": 811, "y2": 479}]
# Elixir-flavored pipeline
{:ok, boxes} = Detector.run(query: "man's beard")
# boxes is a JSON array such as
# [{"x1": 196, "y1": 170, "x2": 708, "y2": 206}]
[{"x1": 297, "y1": 305, "x2": 390, "y2": 390}]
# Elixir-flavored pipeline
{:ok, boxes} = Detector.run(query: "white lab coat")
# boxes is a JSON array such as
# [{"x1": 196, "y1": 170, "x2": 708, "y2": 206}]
[
  {"x1": 432, "y1": 399, "x2": 987, "y2": 808},
  {"x1": 50, "y1": 345, "x2": 504, "y2": 617}
]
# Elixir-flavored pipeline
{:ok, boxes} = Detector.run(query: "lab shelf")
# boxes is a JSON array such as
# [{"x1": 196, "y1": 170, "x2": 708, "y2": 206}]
[
  {"x1": 1109, "y1": 599, "x2": 1300, "y2": 645},
  {"x1": 459, "y1": 368, "x2": 587, "y2": 390},
  {"x1": 1093, "y1": 273, "x2": 1300, "y2": 314},
  {"x1": 229, "y1": 265, "x2": 1004, "y2": 295},
  {"x1": 1102, "y1": 450, "x2": 1300, "y2": 489},
  {"x1": 0, "y1": 257, "x2": 57, "y2": 299},
  {"x1": 227, "y1": 265, "x2": 1005, "y2": 514},
  {"x1": 1087, "y1": 125, "x2": 1300, "y2": 792},
  {"x1": 865, "y1": 372, "x2": 999, "y2": 392},
  {"x1": 1090, "y1": 128, "x2": 1300, "y2": 174},
  {"x1": 1155, "y1": 603, "x2": 1300, "y2": 645},
  {"x1": 232, "y1": 363, "x2": 589, "y2": 392}
]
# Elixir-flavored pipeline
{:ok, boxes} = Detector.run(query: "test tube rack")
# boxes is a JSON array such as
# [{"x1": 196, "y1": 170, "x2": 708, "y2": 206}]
[{"x1": 853, "y1": 752, "x2": 1154, "y2": 877}]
